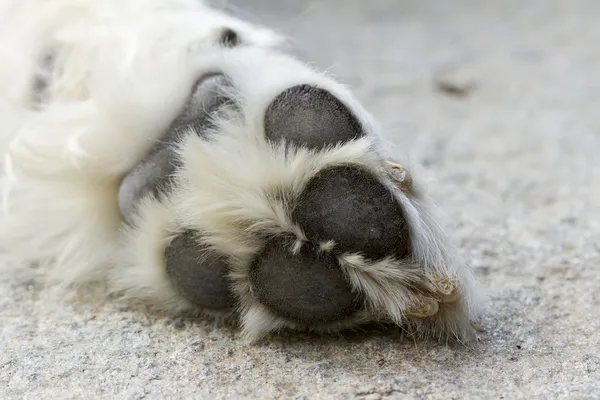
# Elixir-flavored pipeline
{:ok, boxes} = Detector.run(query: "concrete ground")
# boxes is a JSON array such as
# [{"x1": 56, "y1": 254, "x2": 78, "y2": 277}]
[{"x1": 2, "y1": 0, "x2": 599, "y2": 398}]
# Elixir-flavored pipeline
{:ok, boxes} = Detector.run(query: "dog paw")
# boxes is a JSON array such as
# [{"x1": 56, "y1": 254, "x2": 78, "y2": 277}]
[{"x1": 116, "y1": 49, "x2": 482, "y2": 342}]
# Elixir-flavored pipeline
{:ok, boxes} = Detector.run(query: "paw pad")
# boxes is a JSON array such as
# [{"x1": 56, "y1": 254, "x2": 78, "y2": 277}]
[
  {"x1": 165, "y1": 230, "x2": 235, "y2": 310},
  {"x1": 292, "y1": 165, "x2": 412, "y2": 260},
  {"x1": 249, "y1": 236, "x2": 359, "y2": 324},
  {"x1": 264, "y1": 85, "x2": 365, "y2": 150}
]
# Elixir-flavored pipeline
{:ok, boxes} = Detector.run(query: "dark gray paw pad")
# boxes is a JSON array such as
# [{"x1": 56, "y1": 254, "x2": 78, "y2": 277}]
[
  {"x1": 250, "y1": 237, "x2": 359, "y2": 324},
  {"x1": 292, "y1": 165, "x2": 412, "y2": 260},
  {"x1": 165, "y1": 230, "x2": 235, "y2": 310},
  {"x1": 118, "y1": 73, "x2": 231, "y2": 222},
  {"x1": 264, "y1": 84, "x2": 365, "y2": 150},
  {"x1": 118, "y1": 146, "x2": 179, "y2": 222},
  {"x1": 172, "y1": 73, "x2": 232, "y2": 133}
]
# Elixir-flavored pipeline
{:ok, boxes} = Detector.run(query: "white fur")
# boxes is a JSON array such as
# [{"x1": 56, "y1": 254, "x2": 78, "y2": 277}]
[
  {"x1": 0, "y1": 0, "x2": 482, "y2": 341},
  {"x1": 0, "y1": 0, "x2": 282, "y2": 285}
]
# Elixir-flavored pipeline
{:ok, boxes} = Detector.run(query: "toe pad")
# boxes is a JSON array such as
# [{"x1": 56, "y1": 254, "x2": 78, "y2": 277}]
[
  {"x1": 165, "y1": 230, "x2": 235, "y2": 310},
  {"x1": 250, "y1": 237, "x2": 359, "y2": 324},
  {"x1": 292, "y1": 165, "x2": 412, "y2": 260},
  {"x1": 264, "y1": 84, "x2": 365, "y2": 150}
]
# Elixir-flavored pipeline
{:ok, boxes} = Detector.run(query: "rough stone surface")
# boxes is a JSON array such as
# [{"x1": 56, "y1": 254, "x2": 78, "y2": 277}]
[{"x1": 2, "y1": 0, "x2": 599, "y2": 399}]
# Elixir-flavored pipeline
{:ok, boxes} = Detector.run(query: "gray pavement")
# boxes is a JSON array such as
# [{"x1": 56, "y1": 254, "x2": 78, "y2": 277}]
[{"x1": 2, "y1": 0, "x2": 600, "y2": 398}]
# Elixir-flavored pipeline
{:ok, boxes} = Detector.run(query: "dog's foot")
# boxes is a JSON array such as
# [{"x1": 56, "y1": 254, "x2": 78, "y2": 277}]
[{"x1": 116, "y1": 48, "x2": 481, "y2": 342}]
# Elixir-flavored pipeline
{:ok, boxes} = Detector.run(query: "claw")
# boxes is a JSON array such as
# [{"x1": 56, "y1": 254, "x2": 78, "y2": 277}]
[
  {"x1": 385, "y1": 161, "x2": 413, "y2": 192},
  {"x1": 431, "y1": 274, "x2": 459, "y2": 303},
  {"x1": 406, "y1": 297, "x2": 439, "y2": 318},
  {"x1": 471, "y1": 322, "x2": 486, "y2": 333}
]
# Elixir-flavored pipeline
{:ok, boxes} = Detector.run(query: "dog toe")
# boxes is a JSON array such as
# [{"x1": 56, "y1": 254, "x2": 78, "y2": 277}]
[
  {"x1": 264, "y1": 84, "x2": 365, "y2": 150},
  {"x1": 292, "y1": 165, "x2": 412, "y2": 260},
  {"x1": 165, "y1": 230, "x2": 235, "y2": 310},
  {"x1": 249, "y1": 236, "x2": 359, "y2": 324}
]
